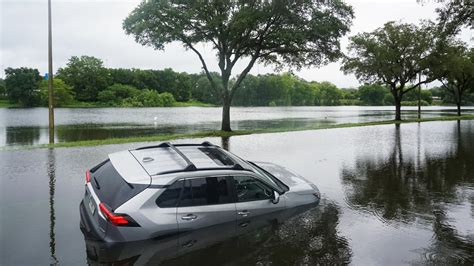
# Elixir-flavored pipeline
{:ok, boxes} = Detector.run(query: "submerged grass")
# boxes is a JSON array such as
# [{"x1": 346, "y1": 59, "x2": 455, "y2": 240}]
[{"x1": 3, "y1": 115, "x2": 474, "y2": 150}]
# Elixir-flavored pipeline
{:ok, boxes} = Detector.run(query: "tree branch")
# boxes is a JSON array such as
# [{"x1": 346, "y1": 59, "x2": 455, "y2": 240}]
[{"x1": 183, "y1": 39, "x2": 221, "y2": 96}]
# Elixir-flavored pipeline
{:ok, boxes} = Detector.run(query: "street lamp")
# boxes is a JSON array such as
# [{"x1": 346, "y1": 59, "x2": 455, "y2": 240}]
[{"x1": 48, "y1": 0, "x2": 55, "y2": 144}]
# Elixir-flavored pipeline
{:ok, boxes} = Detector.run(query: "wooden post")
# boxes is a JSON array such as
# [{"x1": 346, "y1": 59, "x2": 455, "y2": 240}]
[{"x1": 48, "y1": 0, "x2": 55, "y2": 144}]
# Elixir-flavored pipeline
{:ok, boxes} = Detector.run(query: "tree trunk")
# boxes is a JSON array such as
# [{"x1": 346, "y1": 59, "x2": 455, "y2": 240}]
[
  {"x1": 394, "y1": 95, "x2": 402, "y2": 121},
  {"x1": 457, "y1": 101, "x2": 461, "y2": 116},
  {"x1": 221, "y1": 99, "x2": 231, "y2": 131}
]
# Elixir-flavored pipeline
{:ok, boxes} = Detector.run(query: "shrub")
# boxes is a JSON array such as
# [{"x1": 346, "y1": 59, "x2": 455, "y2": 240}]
[
  {"x1": 39, "y1": 78, "x2": 75, "y2": 107},
  {"x1": 98, "y1": 84, "x2": 140, "y2": 105},
  {"x1": 121, "y1": 89, "x2": 176, "y2": 107}
]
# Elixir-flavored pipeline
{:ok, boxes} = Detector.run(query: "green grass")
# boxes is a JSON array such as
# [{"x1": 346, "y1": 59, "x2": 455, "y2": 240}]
[
  {"x1": 4, "y1": 114, "x2": 472, "y2": 150},
  {"x1": 172, "y1": 101, "x2": 217, "y2": 107},
  {"x1": 0, "y1": 99, "x2": 19, "y2": 108}
]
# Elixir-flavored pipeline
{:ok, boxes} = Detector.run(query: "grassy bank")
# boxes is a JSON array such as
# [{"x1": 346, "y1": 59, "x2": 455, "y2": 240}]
[
  {"x1": 0, "y1": 99, "x2": 19, "y2": 108},
  {"x1": 3, "y1": 114, "x2": 468, "y2": 150},
  {"x1": 172, "y1": 101, "x2": 216, "y2": 107}
]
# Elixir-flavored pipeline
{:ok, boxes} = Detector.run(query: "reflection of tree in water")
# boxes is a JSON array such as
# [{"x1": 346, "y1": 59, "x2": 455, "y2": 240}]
[
  {"x1": 220, "y1": 136, "x2": 230, "y2": 151},
  {"x1": 5, "y1": 127, "x2": 41, "y2": 145},
  {"x1": 165, "y1": 202, "x2": 351, "y2": 265},
  {"x1": 342, "y1": 122, "x2": 474, "y2": 263}
]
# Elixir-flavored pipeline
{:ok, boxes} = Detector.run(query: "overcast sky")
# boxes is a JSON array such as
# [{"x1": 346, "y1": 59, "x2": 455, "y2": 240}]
[{"x1": 0, "y1": 0, "x2": 472, "y2": 88}]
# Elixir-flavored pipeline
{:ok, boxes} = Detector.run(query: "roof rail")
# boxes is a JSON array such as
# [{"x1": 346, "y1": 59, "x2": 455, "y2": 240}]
[
  {"x1": 156, "y1": 142, "x2": 197, "y2": 171},
  {"x1": 154, "y1": 163, "x2": 250, "y2": 176},
  {"x1": 136, "y1": 141, "x2": 218, "y2": 150}
]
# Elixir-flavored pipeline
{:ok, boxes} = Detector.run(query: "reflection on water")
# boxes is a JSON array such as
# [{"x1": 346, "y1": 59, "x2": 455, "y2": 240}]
[
  {"x1": 1, "y1": 121, "x2": 474, "y2": 265},
  {"x1": 342, "y1": 122, "x2": 474, "y2": 263},
  {"x1": 2, "y1": 106, "x2": 473, "y2": 146},
  {"x1": 47, "y1": 149, "x2": 59, "y2": 265},
  {"x1": 85, "y1": 201, "x2": 350, "y2": 265}
]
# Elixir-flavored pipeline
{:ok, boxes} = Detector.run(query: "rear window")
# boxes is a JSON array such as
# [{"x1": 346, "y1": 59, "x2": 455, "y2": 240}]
[{"x1": 91, "y1": 160, "x2": 148, "y2": 210}]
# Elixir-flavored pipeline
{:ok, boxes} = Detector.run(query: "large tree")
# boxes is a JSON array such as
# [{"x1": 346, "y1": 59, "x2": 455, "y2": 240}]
[
  {"x1": 431, "y1": 45, "x2": 474, "y2": 116},
  {"x1": 124, "y1": 0, "x2": 353, "y2": 131},
  {"x1": 341, "y1": 22, "x2": 436, "y2": 120},
  {"x1": 435, "y1": 0, "x2": 473, "y2": 37},
  {"x1": 4, "y1": 67, "x2": 42, "y2": 107},
  {"x1": 57, "y1": 56, "x2": 111, "y2": 102}
]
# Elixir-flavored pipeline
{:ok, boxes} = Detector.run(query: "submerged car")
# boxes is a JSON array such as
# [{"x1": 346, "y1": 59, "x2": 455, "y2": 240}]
[{"x1": 80, "y1": 141, "x2": 320, "y2": 242}]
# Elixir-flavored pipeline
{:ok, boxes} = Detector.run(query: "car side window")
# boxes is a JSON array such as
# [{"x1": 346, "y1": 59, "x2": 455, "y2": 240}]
[
  {"x1": 156, "y1": 180, "x2": 183, "y2": 208},
  {"x1": 179, "y1": 176, "x2": 232, "y2": 207},
  {"x1": 233, "y1": 175, "x2": 273, "y2": 202}
]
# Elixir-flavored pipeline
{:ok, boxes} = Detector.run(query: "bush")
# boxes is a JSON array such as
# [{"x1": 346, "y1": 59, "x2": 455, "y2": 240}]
[
  {"x1": 121, "y1": 89, "x2": 176, "y2": 107},
  {"x1": 160, "y1": 92, "x2": 175, "y2": 107},
  {"x1": 39, "y1": 78, "x2": 75, "y2": 107},
  {"x1": 98, "y1": 84, "x2": 140, "y2": 105}
]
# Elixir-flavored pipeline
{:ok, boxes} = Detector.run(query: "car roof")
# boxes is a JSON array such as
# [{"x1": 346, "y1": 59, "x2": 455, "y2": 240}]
[{"x1": 109, "y1": 142, "x2": 253, "y2": 185}]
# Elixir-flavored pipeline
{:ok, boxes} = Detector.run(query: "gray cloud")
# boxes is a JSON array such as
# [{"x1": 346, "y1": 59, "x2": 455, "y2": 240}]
[{"x1": 1, "y1": 0, "x2": 472, "y2": 88}]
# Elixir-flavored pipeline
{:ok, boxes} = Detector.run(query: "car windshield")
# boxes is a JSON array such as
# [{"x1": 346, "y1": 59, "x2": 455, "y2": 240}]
[{"x1": 247, "y1": 161, "x2": 289, "y2": 193}]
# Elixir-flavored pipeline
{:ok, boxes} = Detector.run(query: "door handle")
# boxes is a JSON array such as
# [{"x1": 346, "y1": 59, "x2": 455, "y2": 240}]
[
  {"x1": 181, "y1": 214, "x2": 197, "y2": 221},
  {"x1": 238, "y1": 210, "x2": 250, "y2": 217}
]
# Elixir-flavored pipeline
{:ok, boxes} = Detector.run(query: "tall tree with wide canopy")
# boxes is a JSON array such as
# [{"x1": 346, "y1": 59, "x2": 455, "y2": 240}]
[
  {"x1": 57, "y1": 56, "x2": 111, "y2": 102},
  {"x1": 435, "y1": 0, "x2": 473, "y2": 37},
  {"x1": 431, "y1": 44, "x2": 474, "y2": 116},
  {"x1": 124, "y1": 0, "x2": 353, "y2": 131},
  {"x1": 4, "y1": 67, "x2": 42, "y2": 107},
  {"x1": 341, "y1": 22, "x2": 435, "y2": 120}
]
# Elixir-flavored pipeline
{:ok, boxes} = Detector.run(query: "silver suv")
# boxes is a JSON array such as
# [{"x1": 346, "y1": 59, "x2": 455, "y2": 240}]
[{"x1": 80, "y1": 142, "x2": 320, "y2": 242}]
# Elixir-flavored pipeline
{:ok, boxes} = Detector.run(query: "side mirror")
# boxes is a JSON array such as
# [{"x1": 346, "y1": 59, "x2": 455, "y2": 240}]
[{"x1": 271, "y1": 191, "x2": 280, "y2": 204}]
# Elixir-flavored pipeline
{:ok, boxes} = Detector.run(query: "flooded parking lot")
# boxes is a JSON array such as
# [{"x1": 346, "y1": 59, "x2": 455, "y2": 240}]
[{"x1": 1, "y1": 120, "x2": 473, "y2": 265}]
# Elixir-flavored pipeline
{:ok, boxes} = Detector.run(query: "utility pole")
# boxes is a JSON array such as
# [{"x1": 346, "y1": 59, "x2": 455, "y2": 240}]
[
  {"x1": 48, "y1": 0, "x2": 55, "y2": 144},
  {"x1": 417, "y1": 72, "x2": 421, "y2": 120}
]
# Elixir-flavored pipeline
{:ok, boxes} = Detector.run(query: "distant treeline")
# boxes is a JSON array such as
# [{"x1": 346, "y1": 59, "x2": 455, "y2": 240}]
[{"x1": 1, "y1": 56, "x2": 472, "y2": 107}]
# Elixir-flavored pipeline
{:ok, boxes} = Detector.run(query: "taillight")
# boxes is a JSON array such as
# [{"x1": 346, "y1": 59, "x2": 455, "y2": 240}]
[
  {"x1": 85, "y1": 170, "x2": 91, "y2": 183},
  {"x1": 99, "y1": 203, "x2": 139, "y2": 227}
]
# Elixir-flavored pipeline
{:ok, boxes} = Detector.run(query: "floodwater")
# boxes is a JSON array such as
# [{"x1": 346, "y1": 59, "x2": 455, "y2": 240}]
[
  {"x1": 1, "y1": 106, "x2": 473, "y2": 147},
  {"x1": 1, "y1": 121, "x2": 473, "y2": 265}
]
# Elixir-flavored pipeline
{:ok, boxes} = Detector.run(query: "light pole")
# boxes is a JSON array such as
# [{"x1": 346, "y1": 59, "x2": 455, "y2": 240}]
[
  {"x1": 48, "y1": 0, "x2": 55, "y2": 144},
  {"x1": 417, "y1": 72, "x2": 421, "y2": 120}
]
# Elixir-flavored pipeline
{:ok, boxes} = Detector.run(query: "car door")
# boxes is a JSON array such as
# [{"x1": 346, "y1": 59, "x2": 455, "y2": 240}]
[
  {"x1": 177, "y1": 176, "x2": 236, "y2": 248},
  {"x1": 232, "y1": 175, "x2": 286, "y2": 230}
]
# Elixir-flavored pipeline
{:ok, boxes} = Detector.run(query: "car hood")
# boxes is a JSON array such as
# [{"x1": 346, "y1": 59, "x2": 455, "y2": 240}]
[{"x1": 254, "y1": 162, "x2": 318, "y2": 195}]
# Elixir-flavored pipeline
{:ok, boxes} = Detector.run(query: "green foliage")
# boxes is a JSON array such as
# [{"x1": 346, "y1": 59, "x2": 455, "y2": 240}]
[
  {"x1": 191, "y1": 73, "x2": 222, "y2": 105},
  {"x1": 107, "y1": 68, "x2": 192, "y2": 101},
  {"x1": 317, "y1": 82, "x2": 343, "y2": 106},
  {"x1": 358, "y1": 84, "x2": 387, "y2": 106},
  {"x1": 39, "y1": 78, "x2": 75, "y2": 107},
  {"x1": 403, "y1": 89, "x2": 433, "y2": 104},
  {"x1": 342, "y1": 21, "x2": 438, "y2": 119},
  {"x1": 342, "y1": 22, "x2": 435, "y2": 88},
  {"x1": 0, "y1": 78, "x2": 6, "y2": 98},
  {"x1": 57, "y1": 56, "x2": 111, "y2": 102},
  {"x1": 4, "y1": 67, "x2": 42, "y2": 107},
  {"x1": 430, "y1": 45, "x2": 474, "y2": 109},
  {"x1": 436, "y1": 0, "x2": 473, "y2": 36},
  {"x1": 98, "y1": 84, "x2": 140, "y2": 105},
  {"x1": 124, "y1": 0, "x2": 354, "y2": 130},
  {"x1": 122, "y1": 90, "x2": 176, "y2": 107}
]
